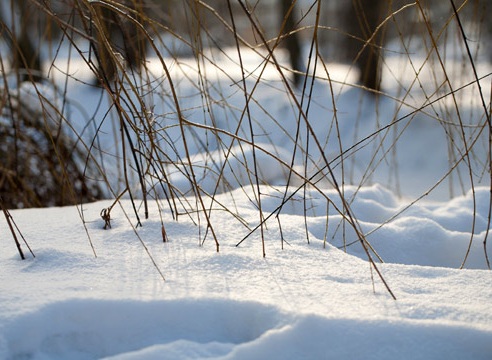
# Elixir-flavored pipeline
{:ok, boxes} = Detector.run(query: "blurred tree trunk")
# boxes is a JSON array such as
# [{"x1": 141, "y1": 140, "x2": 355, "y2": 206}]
[
  {"x1": 92, "y1": 4, "x2": 117, "y2": 82},
  {"x1": 91, "y1": 0, "x2": 148, "y2": 83},
  {"x1": 1, "y1": 0, "x2": 43, "y2": 81},
  {"x1": 14, "y1": 31, "x2": 42, "y2": 82},
  {"x1": 280, "y1": 0, "x2": 303, "y2": 87},
  {"x1": 348, "y1": 0, "x2": 387, "y2": 93}
]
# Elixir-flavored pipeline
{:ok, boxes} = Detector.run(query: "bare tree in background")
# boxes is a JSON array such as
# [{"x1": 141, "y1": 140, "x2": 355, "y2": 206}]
[
  {"x1": 1, "y1": 0, "x2": 43, "y2": 81},
  {"x1": 280, "y1": 0, "x2": 303, "y2": 87},
  {"x1": 88, "y1": 0, "x2": 149, "y2": 84},
  {"x1": 346, "y1": 0, "x2": 388, "y2": 93}
]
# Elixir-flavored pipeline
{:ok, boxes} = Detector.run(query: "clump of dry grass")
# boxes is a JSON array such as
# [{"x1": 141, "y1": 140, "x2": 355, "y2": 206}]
[{"x1": 0, "y1": 81, "x2": 104, "y2": 208}]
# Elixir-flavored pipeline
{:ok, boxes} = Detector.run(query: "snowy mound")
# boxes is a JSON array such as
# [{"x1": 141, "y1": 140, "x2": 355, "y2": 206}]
[
  {"x1": 1, "y1": 184, "x2": 492, "y2": 359},
  {"x1": 306, "y1": 184, "x2": 491, "y2": 269},
  {"x1": 2, "y1": 299, "x2": 491, "y2": 360}
]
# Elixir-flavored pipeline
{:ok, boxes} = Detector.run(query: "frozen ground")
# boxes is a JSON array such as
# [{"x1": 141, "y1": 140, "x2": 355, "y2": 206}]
[{"x1": 1, "y1": 185, "x2": 492, "y2": 359}]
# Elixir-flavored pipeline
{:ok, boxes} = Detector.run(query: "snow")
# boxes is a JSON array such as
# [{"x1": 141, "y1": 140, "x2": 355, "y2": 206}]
[
  {"x1": 2, "y1": 185, "x2": 492, "y2": 359},
  {"x1": 1, "y1": 40, "x2": 492, "y2": 359}
]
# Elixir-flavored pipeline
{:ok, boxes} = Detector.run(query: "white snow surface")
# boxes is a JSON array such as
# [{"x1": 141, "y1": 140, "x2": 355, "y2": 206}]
[{"x1": 1, "y1": 185, "x2": 492, "y2": 359}]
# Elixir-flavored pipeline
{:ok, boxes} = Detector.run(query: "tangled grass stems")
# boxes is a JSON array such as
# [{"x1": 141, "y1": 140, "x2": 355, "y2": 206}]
[{"x1": 1, "y1": 0, "x2": 491, "y2": 292}]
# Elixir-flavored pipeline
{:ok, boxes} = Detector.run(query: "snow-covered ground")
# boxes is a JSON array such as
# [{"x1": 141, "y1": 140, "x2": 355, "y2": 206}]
[
  {"x1": 1, "y1": 185, "x2": 492, "y2": 359},
  {"x1": 1, "y1": 36, "x2": 492, "y2": 359}
]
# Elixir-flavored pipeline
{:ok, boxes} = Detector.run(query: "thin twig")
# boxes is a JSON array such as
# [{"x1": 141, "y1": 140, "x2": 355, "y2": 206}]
[
  {"x1": 100, "y1": 188, "x2": 128, "y2": 229},
  {"x1": 1, "y1": 198, "x2": 27, "y2": 260}
]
